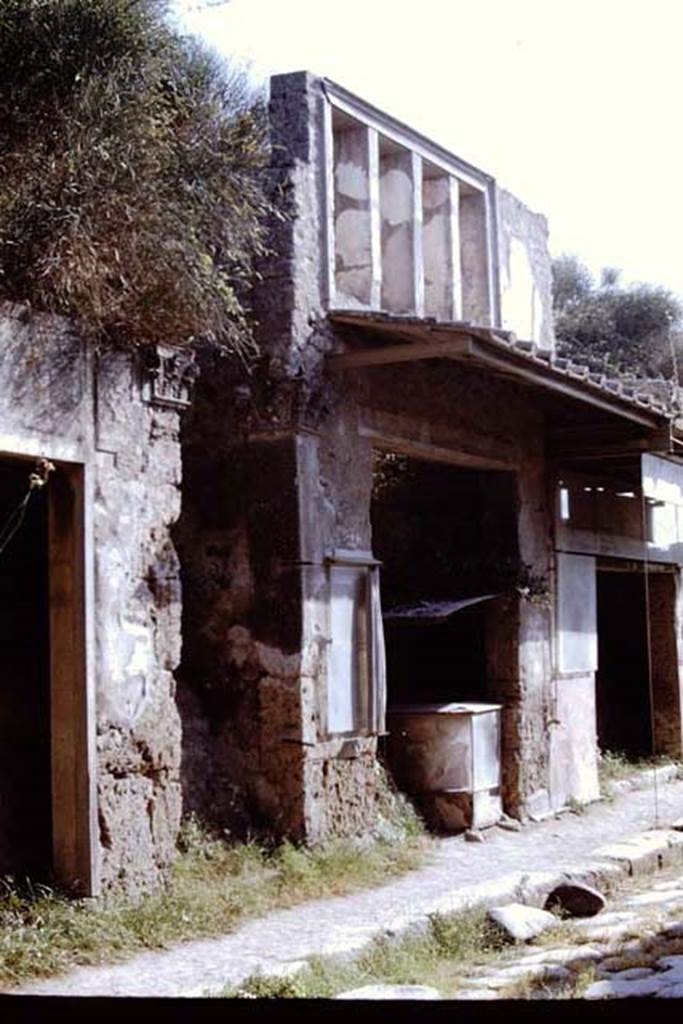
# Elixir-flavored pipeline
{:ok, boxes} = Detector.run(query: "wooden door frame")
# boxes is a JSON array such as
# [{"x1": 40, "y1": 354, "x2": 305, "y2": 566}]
[
  {"x1": 48, "y1": 459, "x2": 99, "y2": 895},
  {"x1": 0, "y1": 447, "x2": 97, "y2": 893}
]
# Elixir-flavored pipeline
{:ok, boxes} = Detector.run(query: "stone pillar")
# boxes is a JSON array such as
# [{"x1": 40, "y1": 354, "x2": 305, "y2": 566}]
[
  {"x1": 650, "y1": 571, "x2": 683, "y2": 757},
  {"x1": 487, "y1": 456, "x2": 555, "y2": 819}
]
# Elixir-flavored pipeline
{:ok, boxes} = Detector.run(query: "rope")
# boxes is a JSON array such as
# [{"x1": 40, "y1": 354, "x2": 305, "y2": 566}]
[
  {"x1": 0, "y1": 458, "x2": 54, "y2": 558},
  {"x1": 640, "y1": 473, "x2": 660, "y2": 829}
]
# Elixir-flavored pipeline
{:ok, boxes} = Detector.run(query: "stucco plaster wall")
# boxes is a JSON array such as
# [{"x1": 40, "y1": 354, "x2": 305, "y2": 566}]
[
  {"x1": 497, "y1": 187, "x2": 554, "y2": 350},
  {"x1": 94, "y1": 351, "x2": 184, "y2": 891},
  {"x1": 549, "y1": 672, "x2": 600, "y2": 808}
]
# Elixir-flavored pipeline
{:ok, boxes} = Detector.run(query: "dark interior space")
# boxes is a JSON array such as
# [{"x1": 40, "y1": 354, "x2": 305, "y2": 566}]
[
  {"x1": 596, "y1": 569, "x2": 653, "y2": 757},
  {"x1": 383, "y1": 605, "x2": 487, "y2": 705},
  {"x1": 0, "y1": 459, "x2": 52, "y2": 878},
  {"x1": 371, "y1": 453, "x2": 517, "y2": 707}
]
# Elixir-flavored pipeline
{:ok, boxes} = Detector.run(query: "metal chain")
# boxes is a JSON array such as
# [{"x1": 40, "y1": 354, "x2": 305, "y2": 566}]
[{"x1": 0, "y1": 458, "x2": 55, "y2": 558}]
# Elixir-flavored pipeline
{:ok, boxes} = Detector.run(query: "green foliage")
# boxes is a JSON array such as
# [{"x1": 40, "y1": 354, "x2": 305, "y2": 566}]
[
  {"x1": 597, "y1": 748, "x2": 679, "y2": 791},
  {"x1": 227, "y1": 908, "x2": 508, "y2": 999},
  {"x1": 0, "y1": 0, "x2": 275, "y2": 356},
  {"x1": 552, "y1": 254, "x2": 683, "y2": 376},
  {"x1": 552, "y1": 253, "x2": 594, "y2": 311},
  {"x1": 0, "y1": 816, "x2": 425, "y2": 988}
]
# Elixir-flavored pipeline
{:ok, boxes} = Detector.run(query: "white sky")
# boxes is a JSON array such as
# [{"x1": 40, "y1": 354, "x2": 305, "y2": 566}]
[{"x1": 177, "y1": 0, "x2": 683, "y2": 298}]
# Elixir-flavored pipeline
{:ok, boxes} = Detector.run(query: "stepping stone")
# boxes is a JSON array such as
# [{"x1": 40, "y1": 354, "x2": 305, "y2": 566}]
[
  {"x1": 658, "y1": 955, "x2": 683, "y2": 974},
  {"x1": 545, "y1": 882, "x2": 606, "y2": 918},
  {"x1": 671, "y1": 818, "x2": 683, "y2": 832},
  {"x1": 573, "y1": 911, "x2": 639, "y2": 943},
  {"x1": 625, "y1": 891, "x2": 683, "y2": 907},
  {"x1": 488, "y1": 903, "x2": 556, "y2": 942},
  {"x1": 609, "y1": 968, "x2": 656, "y2": 981},
  {"x1": 584, "y1": 976, "x2": 666, "y2": 999},
  {"x1": 519, "y1": 946, "x2": 604, "y2": 966},
  {"x1": 335, "y1": 984, "x2": 442, "y2": 1000},
  {"x1": 652, "y1": 879, "x2": 683, "y2": 891},
  {"x1": 657, "y1": 982, "x2": 683, "y2": 998}
]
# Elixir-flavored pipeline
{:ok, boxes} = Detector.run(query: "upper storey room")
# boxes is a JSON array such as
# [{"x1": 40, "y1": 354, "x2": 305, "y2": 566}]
[{"x1": 318, "y1": 76, "x2": 554, "y2": 350}]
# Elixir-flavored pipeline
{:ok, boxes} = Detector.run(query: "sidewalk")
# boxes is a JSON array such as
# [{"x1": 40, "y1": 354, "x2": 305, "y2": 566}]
[{"x1": 12, "y1": 770, "x2": 683, "y2": 998}]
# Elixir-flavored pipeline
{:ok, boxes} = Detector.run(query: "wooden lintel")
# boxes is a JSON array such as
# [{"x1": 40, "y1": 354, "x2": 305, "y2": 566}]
[
  {"x1": 596, "y1": 558, "x2": 676, "y2": 574},
  {"x1": 359, "y1": 425, "x2": 512, "y2": 471},
  {"x1": 548, "y1": 426, "x2": 672, "y2": 459},
  {"x1": 327, "y1": 336, "x2": 471, "y2": 370},
  {"x1": 556, "y1": 524, "x2": 682, "y2": 564},
  {"x1": 549, "y1": 438, "x2": 672, "y2": 461}
]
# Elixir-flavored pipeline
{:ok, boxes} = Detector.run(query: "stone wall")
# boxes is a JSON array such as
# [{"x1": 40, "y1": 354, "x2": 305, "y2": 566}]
[
  {"x1": 94, "y1": 350, "x2": 184, "y2": 892},
  {"x1": 175, "y1": 72, "x2": 561, "y2": 842},
  {"x1": 497, "y1": 186, "x2": 555, "y2": 350},
  {"x1": 0, "y1": 304, "x2": 185, "y2": 893}
]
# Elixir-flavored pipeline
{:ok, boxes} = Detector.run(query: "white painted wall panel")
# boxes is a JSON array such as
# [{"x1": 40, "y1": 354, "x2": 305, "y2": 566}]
[{"x1": 557, "y1": 552, "x2": 597, "y2": 672}]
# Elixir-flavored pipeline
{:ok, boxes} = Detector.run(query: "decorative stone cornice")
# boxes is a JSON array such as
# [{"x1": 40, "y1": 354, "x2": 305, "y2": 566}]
[{"x1": 142, "y1": 344, "x2": 198, "y2": 410}]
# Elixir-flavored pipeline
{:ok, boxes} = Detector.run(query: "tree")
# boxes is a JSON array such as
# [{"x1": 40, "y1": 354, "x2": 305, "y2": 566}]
[
  {"x1": 552, "y1": 254, "x2": 683, "y2": 377},
  {"x1": 0, "y1": 0, "x2": 274, "y2": 358}
]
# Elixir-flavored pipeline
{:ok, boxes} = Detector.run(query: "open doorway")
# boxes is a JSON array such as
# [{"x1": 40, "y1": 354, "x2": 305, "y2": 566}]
[
  {"x1": 371, "y1": 452, "x2": 518, "y2": 708},
  {"x1": 595, "y1": 567, "x2": 652, "y2": 757},
  {"x1": 371, "y1": 451, "x2": 519, "y2": 829},
  {"x1": 0, "y1": 458, "x2": 52, "y2": 878}
]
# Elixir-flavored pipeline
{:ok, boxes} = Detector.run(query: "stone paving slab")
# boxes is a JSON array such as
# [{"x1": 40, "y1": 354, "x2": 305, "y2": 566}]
[
  {"x1": 457, "y1": 868, "x2": 683, "y2": 1000},
  {"x1": 9, "y1": 777, "x2": 683, "y2": 998}
]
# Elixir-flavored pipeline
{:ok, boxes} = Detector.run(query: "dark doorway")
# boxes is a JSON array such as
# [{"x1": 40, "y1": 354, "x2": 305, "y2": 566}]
[
  {"x1": 371, "y1": 453, "x2": 517, "y2": 707},
  {"x1": 596, "y1": 569, "x2": 652, "y2": 757},
  {"x1": 0, "y1": 459, "x2": 52, "y2": 878}
]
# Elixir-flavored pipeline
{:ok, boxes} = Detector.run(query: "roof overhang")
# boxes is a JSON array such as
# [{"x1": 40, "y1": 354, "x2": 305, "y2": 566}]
[{"x1": 327, "y1": 310, "x2": 674, "y2": 435}]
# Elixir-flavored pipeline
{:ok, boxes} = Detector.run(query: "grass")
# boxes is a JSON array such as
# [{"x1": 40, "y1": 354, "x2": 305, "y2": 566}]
[
  {"x1": 224, "y1": 907, "x2": 514, "y2": 999},
  {"x1": 0, "y1": 806, "x2": 426, "y2": 990},
  {"x1": 505, "y1": 961, "x2": 599, "y2": 1000},
  {"x1": 224, "y1": 851, "x2": 683, "y2": 1000},
  {"x1": 597, "y1": 749, "x2": 680, "y2": 791}
]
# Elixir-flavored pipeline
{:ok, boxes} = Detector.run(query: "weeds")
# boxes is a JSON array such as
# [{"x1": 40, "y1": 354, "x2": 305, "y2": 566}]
[
  {"x1": 226, "y1": 907, "x2": 510, "y2": 999},
  {"x1": 597, "y1": 750, "x2": 679, "y2": 791},
  {"x1": 0, "y1": 815, "x2": 426, "y2": 989}
]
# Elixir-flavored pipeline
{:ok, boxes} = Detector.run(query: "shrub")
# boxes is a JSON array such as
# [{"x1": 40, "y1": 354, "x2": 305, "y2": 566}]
[{"x1": 0, "y1": 0, "x2": 275, "y2": 358}]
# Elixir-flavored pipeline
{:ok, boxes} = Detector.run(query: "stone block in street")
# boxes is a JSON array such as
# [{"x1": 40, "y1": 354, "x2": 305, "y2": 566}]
[
  {"x1": 488, "y1": 903, "x2": 557, "y2": 942},
  {"x1": 584, "y1": 976, "x2": 667, "y2": 999},
  {"x1": 545, "y1": 882, "x2": 606, "y2": 917}
]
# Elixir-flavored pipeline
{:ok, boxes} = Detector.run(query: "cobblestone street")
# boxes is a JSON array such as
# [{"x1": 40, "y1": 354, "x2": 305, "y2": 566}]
[{"x1": 454, "y1": 865, "x2": 683, "y2": 999}]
